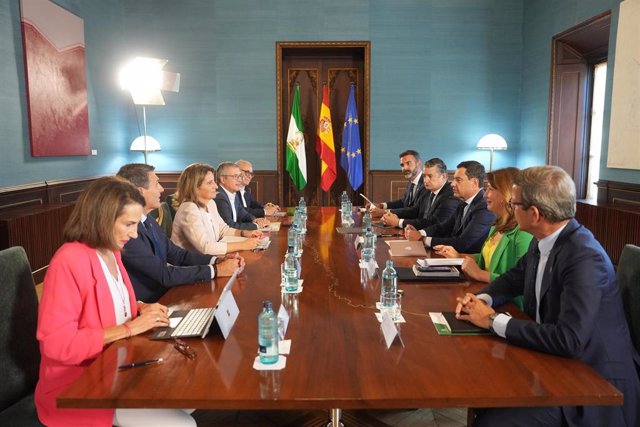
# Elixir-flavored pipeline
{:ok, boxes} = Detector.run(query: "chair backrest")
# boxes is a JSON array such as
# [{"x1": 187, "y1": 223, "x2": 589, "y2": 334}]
[
  {"x1": 0, "y1": 246, "x2": 40, "y2": 411},
  {"x1": 617, "y1": 244, "x2": 640, "y2": 354},
  {"x1": 164, "y1": 193, "x2": 177, "y2": 220}
]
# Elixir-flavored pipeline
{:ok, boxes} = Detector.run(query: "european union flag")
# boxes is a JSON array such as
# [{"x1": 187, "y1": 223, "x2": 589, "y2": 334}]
[{"x1": 340, "y1": 84, "x2": 363, "y2": 190}]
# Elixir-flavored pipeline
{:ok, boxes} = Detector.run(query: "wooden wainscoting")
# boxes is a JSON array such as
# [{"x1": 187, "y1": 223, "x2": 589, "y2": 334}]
[
  {"x1": 576, "y1": 201, "x2": 640, "y2": 265},
  {"x1": 0, "y1": 177, "x2": 95, "y2": 282}
]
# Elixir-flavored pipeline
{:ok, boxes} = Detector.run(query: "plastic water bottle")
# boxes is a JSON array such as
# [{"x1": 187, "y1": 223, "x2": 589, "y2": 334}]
[
  {"x1": 258, "y1": 300, "x2": 279, "y2": 364},
  {"x1": 340, "y1": 191, "x2": 352, "y2": 225},
  {"x1": 297, "y1": 206, "x2": 307, "y2": 235},
  {"x1": 362, "y1": 210, "x2": 372, "y2": 233},
  {"x1": 380, "y1": 260, "x2": 398, "y2": 305},
  {"x1": 284, "y1": 250, "x2": 299, "y2": 292},
  {"x1": 298, "y1": 196, "x2": 307, "y2": 215},
  {"x1": 287, "y1": 222, "x2": 298, "y2": 253},
  {"x1": 293, "y1": 222, "x2": 303, "y2": 256},
  {"x1": 362, "y1": 230, "x2": 375, "y2": 262}
]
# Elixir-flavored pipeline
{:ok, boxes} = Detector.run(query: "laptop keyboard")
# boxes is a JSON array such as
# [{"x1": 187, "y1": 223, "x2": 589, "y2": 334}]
[{"x1": 171, "y1": 307, "x2": 215, "y2": 337}]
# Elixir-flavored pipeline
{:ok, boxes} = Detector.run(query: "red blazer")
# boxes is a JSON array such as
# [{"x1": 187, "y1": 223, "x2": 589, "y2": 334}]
[{"x1": 35, "y1": 242, "x2": 138, "y2": 427}]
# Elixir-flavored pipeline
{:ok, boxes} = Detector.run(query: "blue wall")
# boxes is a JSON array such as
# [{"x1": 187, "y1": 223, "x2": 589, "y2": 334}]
[{"x1": 1, "y1": 0, "x2": 635, "y2": 188}]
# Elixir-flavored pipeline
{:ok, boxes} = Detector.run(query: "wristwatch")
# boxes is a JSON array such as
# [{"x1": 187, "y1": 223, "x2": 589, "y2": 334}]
[{"x1": 488, "y1": 312, "x2": 499, "y2": 333}]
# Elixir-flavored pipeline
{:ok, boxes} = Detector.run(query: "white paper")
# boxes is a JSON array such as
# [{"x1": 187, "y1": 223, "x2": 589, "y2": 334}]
[
  {"x1": 374, "y1": 312, "x2": 406, "y2": 323},
  {"x1": 418, "y1": 258, "x2": 464, "y2": 266},
  {"x1": 428, "y1": 312, "x2": 451, "y2": 331},
  {"x1": 252, "y1": 355, "x2": 287, "y2": 371},
  {"x1": 277, "y1": 305, "x2": 289, "y2": 339},
  {"x1": 278, "y1": 339, "x2": 291, "y2": 355},
  {"x1": 169, "y1": 317, "x2": 182, "y2": 328},
  {"x1": 359, "y1": 260, "x2": 378, "y2": 269},
  {"x1": 380, "y1": 312, "x2": 399, "y2": 349}
]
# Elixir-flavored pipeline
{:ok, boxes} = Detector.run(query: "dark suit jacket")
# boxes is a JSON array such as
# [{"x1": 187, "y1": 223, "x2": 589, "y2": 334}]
[
  {"x1": 240, "y1": 188, "x2": 265, "y2": 218},
  {"x1": 122, "y1": 219, "x2": 213, "y2": 302},
  {"x1": 387, "y1": 174, "x2": 427, "y2": 218},
  {"x1": 215, "y1": 189, "x2": 258, "y2": 230},
  {"x1": 402, "y1": 181, "x2": 461, "y2": 229},
  {"x1": 480, "y1": 219, "x2": 640, "y2": 427},
  {"x1": 425, "y1": 189, "x2": 495, "y2": 253}
]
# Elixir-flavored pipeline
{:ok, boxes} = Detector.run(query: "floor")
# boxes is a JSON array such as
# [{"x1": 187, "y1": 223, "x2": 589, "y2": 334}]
[{"x1": 192, "y1": 408, "x2": 468, "y2": 427}]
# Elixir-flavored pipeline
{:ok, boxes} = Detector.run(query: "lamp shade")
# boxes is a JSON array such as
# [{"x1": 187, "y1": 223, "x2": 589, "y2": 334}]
[
  {"x1": 130, "y1": 135, "x2": 161, "y2": 152},
  {"x1": 477, "y1": 134, "x2": 508, "y2": 150}
]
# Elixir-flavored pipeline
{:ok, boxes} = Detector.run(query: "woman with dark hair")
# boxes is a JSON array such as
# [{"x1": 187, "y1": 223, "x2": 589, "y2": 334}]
[
  {"x1": 35, "y1": 177, "x2": 195, "y2": 426},
  {"x1": 434, "y1": 168, "x2": 532, "y2": 305},
  {"x1": 171, "y1": 162, "x2": 262, "y2": 255}
]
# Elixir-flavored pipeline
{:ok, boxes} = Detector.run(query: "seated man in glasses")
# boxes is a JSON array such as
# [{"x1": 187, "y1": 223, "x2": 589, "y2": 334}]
[
  {"x1": 235, "y1": 159, "x2": 280, "y2": 218},
  {"x1": 214, "y1": 162, "x2": 270, "y2": 230}
]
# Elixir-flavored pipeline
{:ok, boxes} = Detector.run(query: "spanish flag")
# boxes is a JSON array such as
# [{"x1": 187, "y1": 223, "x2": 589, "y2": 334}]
[{"x1": 317, "y1": 84, "x2": 337, "y2": 192}]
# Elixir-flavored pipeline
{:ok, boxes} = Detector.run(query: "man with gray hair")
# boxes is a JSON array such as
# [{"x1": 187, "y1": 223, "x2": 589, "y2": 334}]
[
  {"x1": 215, "y1": 162, "x2": 270, "y2": 230},
  {"x1": 455, "y1": 166, "x2": 640, "y2": 427},
  {"x1": 235, "y1": 159, "x2": 280, "y2": 217}
]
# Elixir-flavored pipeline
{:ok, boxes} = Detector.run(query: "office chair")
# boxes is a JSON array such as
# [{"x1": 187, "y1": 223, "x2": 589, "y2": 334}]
[
  {"x1": 0, "y1": 246, "x2": 44, "y2": 425},
  {"x1": 149, "y1": 201, "x2": 174, "y2": 238},
  {"x1": 617, "y1": 244, "x2": 640, "y2": 354}
]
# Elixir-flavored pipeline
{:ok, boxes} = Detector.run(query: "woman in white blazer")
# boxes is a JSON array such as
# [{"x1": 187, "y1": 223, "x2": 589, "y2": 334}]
[{"x1": 171, "y1": 163, "x2": 262, "y2": 255}]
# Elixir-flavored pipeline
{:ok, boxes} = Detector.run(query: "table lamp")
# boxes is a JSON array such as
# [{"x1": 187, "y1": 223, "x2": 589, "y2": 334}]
[{"x1": 476, "y1": 134, "x2": 507, "y2": 171}]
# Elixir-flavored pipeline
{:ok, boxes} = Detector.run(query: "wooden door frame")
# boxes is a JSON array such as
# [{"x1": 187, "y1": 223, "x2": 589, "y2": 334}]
[
  {"x1": 276, "y1": 41, "x2": 371, "y2": 205},
  {"x1": 547, "y1": 11, "x2": 610, "y2": 199}
]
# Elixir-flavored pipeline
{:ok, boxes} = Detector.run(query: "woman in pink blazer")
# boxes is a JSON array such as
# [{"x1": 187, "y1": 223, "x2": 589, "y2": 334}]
[
  {"x1": 35, "y1": 177, "x2": 195, "y2": 427},
  {"x1": 171, "y1": 163, "x2": 262, "y2": 255}
]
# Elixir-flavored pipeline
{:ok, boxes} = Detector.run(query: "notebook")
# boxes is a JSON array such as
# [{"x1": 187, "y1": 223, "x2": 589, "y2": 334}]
[
  {"x1": 150, "y1": 269, "x2": 240, "y2": 340},
  {"x1": 386, "y1": 240, "x2": 428, "y2": 257},
  {"x1": 429, "y1": 311, "x2": 492, "y2": 335}
]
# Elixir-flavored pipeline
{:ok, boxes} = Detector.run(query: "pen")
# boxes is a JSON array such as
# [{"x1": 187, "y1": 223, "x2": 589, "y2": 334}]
[
  {"x1": 118, "y1": 358, "x2": 163, "y2": 370},
  {"x1": 377, "y1": 233, "x2": 402, "y2": 237}
]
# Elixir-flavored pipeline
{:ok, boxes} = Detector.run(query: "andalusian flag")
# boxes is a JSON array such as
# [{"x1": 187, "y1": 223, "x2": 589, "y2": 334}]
[
  {"x1": 317, "y1": 84, "x2": 337, "y2": 192},
  {"x1": 285, "y1": 85, "x2": 307, "y2": 191}
]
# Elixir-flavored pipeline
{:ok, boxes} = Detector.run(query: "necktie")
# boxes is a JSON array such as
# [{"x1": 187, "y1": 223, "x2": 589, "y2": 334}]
[
  {"x1": 407, "y1": 182, "x2": 415, "y2": 206},
  {"x1": 453, "y1": 202, "x2": 468, "y2": 235},
  {"x1": 144, "y1": 218, "x2": 166, "y2": 263}
]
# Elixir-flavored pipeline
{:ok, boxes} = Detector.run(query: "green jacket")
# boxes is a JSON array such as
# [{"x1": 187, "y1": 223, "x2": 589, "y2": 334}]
[{"x1": 474, "y1": 225, "x2": 533, "y2": 308}]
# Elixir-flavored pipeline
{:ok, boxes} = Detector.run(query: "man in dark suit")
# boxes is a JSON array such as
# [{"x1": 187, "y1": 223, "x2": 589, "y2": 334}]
[
  {"x1": 455, "y1": 166, "x2": 640, "y2": 427},
  {"x1": 381, "y1": 158, "x2": 461, "y2": 230},
  {"x1": 214, "y1": 162, "x2": 270, "y2": 230},
  {"x1": 117, "y1": 163, "x2": 244, "y2": 302},
  {"x1": 235, "y1": 159, "x2": 280, "y2": 218},
  {"x1": 406, "y1": 160, "x2": 495, "y2": 253},
  {"x1": 368, "y1": 150, "x2": 426, "y2": 218}
]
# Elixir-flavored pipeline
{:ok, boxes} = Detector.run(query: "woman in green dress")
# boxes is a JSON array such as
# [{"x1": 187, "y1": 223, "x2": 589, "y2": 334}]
[{"x1": 433, "y1": 167, "x2": 532, "y2": 307}]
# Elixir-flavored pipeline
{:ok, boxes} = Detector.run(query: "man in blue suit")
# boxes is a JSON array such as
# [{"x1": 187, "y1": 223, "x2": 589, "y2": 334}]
[
  {"x1": 456, "y1": 166, "x2": 640, "y2": 427},
  {"x1": 369, "y1": 150, "x2": 427, "y2": 218},
  {"x1": 117, "y1": 163, "x2": 244, "y2": 302},
  {"x1": 405, "y1": 160, "x2": 495, "y2": 253},
  {"x1": 215, "y1": 162, "x2": 270, "y2": 231},
  {"x1": 381, "y1": 157, "x2": 461, "y2": 230}
]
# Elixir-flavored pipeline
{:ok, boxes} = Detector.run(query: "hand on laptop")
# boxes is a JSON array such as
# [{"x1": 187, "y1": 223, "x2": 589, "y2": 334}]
[{"x1": 128, "y1": 303, "x2": 170, "y2": 335}]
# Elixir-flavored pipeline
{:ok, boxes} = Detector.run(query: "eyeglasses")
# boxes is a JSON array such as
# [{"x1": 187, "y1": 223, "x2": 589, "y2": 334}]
[
  {"x1": 240, "y1": 169, "x2": 255, "y2": 178},
  {"x1": 221, "y1": 173, "x2": 243, "y2": 181},
  {"x1": 173, "y1": 338, "x2": 197, "y2": 359},
  {"x1": 508, "y1": 200, "x2": 526, "y2": 209}
]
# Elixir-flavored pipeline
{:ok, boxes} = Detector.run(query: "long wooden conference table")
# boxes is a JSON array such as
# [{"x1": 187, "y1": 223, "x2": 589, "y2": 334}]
[{"x1": 58, "y1": 207, "x2": 622, "y2": 424}]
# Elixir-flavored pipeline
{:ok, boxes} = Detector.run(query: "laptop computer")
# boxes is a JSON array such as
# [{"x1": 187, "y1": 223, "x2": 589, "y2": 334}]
[
  {"x1": 150, "y1": 269, "x2": 240, "y2": 340},
  {"x1": 386, "y1": 240, "x2": 428, "y2": 257}
]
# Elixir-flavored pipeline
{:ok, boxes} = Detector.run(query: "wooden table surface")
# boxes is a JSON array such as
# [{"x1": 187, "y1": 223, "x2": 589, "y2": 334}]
[{"x1": 58, "y1": 207, "x2": 622, "y2": 410}]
